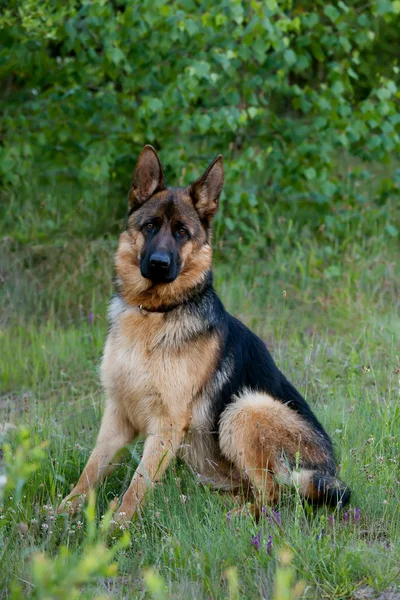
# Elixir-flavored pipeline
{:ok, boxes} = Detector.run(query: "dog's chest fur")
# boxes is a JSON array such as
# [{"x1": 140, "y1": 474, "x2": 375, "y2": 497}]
[{"x1": 101, "y1": 296, "x2": 220, "y2": 434}]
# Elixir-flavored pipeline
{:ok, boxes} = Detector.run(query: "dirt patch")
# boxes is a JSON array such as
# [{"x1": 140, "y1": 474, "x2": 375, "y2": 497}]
[{"x1": 355, "y1": 586, "x2": 400, "y2": 600}]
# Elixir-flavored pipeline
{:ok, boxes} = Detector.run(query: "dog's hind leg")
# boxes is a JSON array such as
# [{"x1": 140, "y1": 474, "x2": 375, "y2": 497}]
[
  {"x1": 219, "y1": 394, "x2": 283, "y2": 512},
  {"x1": 58, "y1": 399, "x2": 135, "y2": 514},
  {"x1": 218, "y1": 390, "x2": 349, "y2": 511}
]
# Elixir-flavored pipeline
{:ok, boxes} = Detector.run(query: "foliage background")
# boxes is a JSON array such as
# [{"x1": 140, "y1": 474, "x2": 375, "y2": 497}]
[{"x1": 1, "y1": 0, "x2": 400, "y2": 244}]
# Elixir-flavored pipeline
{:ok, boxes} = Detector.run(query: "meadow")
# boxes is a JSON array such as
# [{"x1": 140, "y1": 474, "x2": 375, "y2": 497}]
[
  {"x1": 0, "y1": 174, "x2": 399, "y2": 599},
  {"x1": 2, "y1": 1, "x2": 400, "y2": 597}
]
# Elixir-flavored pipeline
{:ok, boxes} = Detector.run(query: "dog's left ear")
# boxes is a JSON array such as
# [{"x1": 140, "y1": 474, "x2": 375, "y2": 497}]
[{"x1": 190, "y1": 155, "x2": 224, "y2": 223}]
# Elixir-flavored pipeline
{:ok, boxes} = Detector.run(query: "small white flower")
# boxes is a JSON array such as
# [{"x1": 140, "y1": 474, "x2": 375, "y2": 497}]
[{"x1": 41, "y1": 523, "x2": 49, "y2": 531}]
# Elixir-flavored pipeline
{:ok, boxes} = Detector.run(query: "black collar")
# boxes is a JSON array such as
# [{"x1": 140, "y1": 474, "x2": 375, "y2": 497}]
[{"x1": 138, "y1": 302, "x2": 183, "y2": 314}]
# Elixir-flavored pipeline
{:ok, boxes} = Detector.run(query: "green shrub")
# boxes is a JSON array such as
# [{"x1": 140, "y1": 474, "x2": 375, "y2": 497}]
[{"x1": 1, "y1": 0, "x2": 399, "y2": 242}]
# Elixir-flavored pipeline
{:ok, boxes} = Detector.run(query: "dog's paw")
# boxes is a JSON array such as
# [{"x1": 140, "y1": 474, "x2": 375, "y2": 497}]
[{"x1": 57, "y1": 493, "x2": 86, "y2": 515}]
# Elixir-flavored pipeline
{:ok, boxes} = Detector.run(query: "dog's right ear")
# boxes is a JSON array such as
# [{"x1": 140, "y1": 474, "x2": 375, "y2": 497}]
[{"x1": 128, "y1": 145, "x2": 165, "y2": 210}]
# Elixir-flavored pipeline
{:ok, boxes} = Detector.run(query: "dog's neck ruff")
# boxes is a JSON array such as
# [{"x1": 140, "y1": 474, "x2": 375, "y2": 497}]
[{"x1": 120, "y1": 270, "x2": 214, "y2": 316}]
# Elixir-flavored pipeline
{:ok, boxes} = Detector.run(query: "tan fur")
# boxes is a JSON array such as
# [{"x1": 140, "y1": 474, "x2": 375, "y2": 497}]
[
  {"x1": 59, "y1": 306, "x2": 222, "y2": 519},
  {"x1": 102, "y1": 309, "x2": 221, "y2": 431},
  {"x1": 219, "y1": 391, "x2": 330, "y2": 507}
]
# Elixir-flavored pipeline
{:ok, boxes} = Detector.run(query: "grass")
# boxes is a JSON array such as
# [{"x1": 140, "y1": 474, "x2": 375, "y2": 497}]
[{"x1": 0, "y1": 187, "x2": 399, "y2": 599}]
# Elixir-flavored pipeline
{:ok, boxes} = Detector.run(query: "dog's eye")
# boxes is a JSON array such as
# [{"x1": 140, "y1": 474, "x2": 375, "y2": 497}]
[
  {"x1": 178, "y1": 228, "x2": 187, "y2": 236},
  {"x1": 145, "y1": 223, "x2": 154, "y2": 230}
]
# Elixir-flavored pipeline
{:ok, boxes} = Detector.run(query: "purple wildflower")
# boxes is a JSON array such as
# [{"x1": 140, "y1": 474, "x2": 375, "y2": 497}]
[
  {"x1": 88, "y1": 334, "x2": 93, "y2": 343},
  {"x1": 266, "y1": 535, "x2": 273, "y2": 555},
  {"x1": 329, "y1": 514, "x2": 335, "y2": 527},
  {"x1": 250, "y1": 530, "x2": 261, "y2": 551},
  {"x1": 226, "y1": 512, "x2": 231, "y2": 526},
  {"x1": 269, "y1": 508, "x2": 281, "y2": 526},
  {"x1": 354, "y1": 507, "x2": 360, "y2": 523},
  {"x1": 343, "y1": 511, "x2": 349, "y2": 524},
  {"x1": 88, "y1": 312, "x2": 94, "y2": 326},
  {"x1": 261, "y1": 506, "x2": 267, "y2": 517}
]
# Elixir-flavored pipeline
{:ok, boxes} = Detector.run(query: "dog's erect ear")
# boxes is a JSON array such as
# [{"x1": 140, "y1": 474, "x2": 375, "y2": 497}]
[
  {"x1": 128, "y1": 145, "x2": 165, "y2": 209},
  {"x1": 190, "y1": 155, "x2": 224, "y2": 223}
]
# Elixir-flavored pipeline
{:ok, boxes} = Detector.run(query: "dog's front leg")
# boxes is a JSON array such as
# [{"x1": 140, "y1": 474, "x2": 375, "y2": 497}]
[
  {"x1": 58, "y1": 400, "x2": 135, "y2": 514},
  {"x1": 114, "y1": 417, "x2": 185, "y2": 524}
]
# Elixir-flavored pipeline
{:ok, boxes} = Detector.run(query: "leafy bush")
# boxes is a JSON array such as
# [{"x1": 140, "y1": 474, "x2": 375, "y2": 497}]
[{"x1": 1, "y1": 0, "x2": 400, "y2": 242}]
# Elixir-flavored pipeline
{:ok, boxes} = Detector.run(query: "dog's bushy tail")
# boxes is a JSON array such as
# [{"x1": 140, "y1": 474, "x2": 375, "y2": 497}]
[{"x1": 292, "y1": 469, "x2": 351, "y2": 508}]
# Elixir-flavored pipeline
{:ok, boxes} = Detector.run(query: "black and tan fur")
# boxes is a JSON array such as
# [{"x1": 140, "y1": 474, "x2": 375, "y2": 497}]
[{"x1": 59, "y1": 146, "x2": 350, "y2": 523}]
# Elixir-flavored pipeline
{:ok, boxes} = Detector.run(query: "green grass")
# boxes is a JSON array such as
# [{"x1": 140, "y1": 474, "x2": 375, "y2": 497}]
[{"x1": 0, "y1": 194, "x2": 399, "y2": 599}]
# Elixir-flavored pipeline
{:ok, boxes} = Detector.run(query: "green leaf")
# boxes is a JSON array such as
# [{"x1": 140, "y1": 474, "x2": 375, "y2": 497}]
[
  {"x1": 107, "y1": 47, "x2": 125, "y2": 65},
  {"x1": 310, "y1": 41, "x2": 324, "y2": 62},
  {"x1": 248, "y1": 107, "x2": 258, "y2": 119},
  {"x1": 324, "y1": 265, "x2": 341, "y2": 278},
  {"x1": 331, "y1": 81, "x2": 345, "y2": 97},
  {"x1": 284, "y1": 49, "x2": 296, "y2": 66},
  {"x1": 304, "y1": 167, "x2": 317, "y2": 180},
  {"x1": 375, "y1": 0, "x2": 394, "y2": 15},
  {"x1": 147, "y1": 98, "x2": 163, "y2": 112},
  {"x1": 324, "y1": 5, "x2": 340, "y2": 22},
  {"x1": 322, "y1": 181, "x2": 337, "y2": 197},
  {"x1": 385, "y1": 224, "x2": 398, "y2": 237}
]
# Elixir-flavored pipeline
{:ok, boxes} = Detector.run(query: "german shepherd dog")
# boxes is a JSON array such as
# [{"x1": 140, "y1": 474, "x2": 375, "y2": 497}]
[{"x1": 59, "y1": 146, "x2": 350, "y2": 524}]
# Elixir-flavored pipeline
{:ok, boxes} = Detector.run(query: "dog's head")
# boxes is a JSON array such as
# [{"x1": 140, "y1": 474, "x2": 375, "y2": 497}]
[{"x1": 115, "y1": 145, "x2": 224, "y2": 308}]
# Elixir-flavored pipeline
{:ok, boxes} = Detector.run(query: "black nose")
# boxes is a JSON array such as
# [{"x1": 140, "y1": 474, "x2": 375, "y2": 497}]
[{"x1": 149, "y1": 252, "x2": 171, "y2": 269}]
